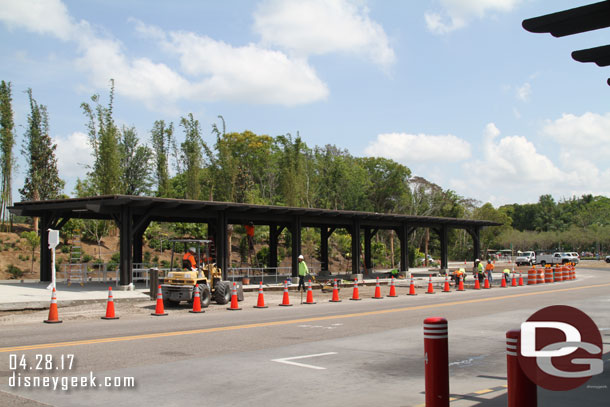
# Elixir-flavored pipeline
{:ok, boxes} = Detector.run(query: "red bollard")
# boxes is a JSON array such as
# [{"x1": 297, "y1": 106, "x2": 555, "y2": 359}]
[
  {"x1": 506, "y1": 329, "x2": 537, "y2": 407},
  {"x1": 424, "y1": 317, "x2": 449, "y2": 407}
]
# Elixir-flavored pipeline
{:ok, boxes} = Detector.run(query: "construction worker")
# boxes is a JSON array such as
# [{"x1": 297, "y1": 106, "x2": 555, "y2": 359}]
[
  {"x1": 452, "y1": 267, "x2": 465, "y2": 285},
  {"x1": 474, "y1": 259, "x2": 484, "y2": 284},
  {"x1": 297, "y1": 254, "x2": 308, "y2": 292},
  {"x1": 182, "y1": 247, "x2": 197, "y2": 271},
  {"x1": 245, "y1": 222, "x2": 255, "y2": 252},
  {"x1": 485, "y1": 259, "x2": 495, "y2": 285},
  {"x1": 502, "y1": 268, "x2": 511, "y2": 284}
]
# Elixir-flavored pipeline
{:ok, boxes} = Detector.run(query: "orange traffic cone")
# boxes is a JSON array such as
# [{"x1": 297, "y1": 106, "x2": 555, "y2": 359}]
[
  {"x1": 388, "y1": 277, "x2": 398, "y2": 297},
  {"x1": 483, "y1": 275, "x2": 491, "y2": 289},
  {"x1": 279, "y1": 280, "x2": 292, "y2": 306},
  {"x1": 425, "y1": 275, "x2": 435, "y2": 294},
  {"x1": 500, "y1": 276, "x2": 507, "y2": 288},
  {"x1": 102, "y1": 286, "x2": 119, "y2": 319},
  {"x1": 473, "y1": 277, "x2": 481, "y2": 290},
  {"x1": 329, "y1": 279, "x2": 341, "y2": 302},
  {"x1": 189, "y1": 284, "x2": 205, "y2": 313},
  {"x1": 457, "y1": 276, "x2": 465, "y2": 291},
  {"x1": 254, "y1": 282, "x2": 268, "y2": 308},
  {"x1": 227, "y1": 282, "x2": 242, "y2": 310},
  {"x1": 305, "y1": 280, "x2": 316, "y2": 304},
  {"x1": 511, "y1": 274, "x2": 517, "y2": 287},
  {"x1": 44, "y1": 287, "x2": 62, "y2": 324},
  {"x1": 151, "y1": 285, "x2": 168, "y2": 316},
  {"x1": 350, "y1": 279, "x2": 361, "y2": 300},
  {"x1": 372, "y1": 277, "x2": 383, "y2": 299},
  {"x1": 518, "y1": 273, "x2": 524, "y2": 286},
  {"x1": 442, "y1": 275, "x2": 451, "y2": 292},
  {"x1": 407, "y1": 276, "x2": 417, "y2": 296}
]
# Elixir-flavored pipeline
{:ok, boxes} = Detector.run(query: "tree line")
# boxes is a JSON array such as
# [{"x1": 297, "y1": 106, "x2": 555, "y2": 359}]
[{"x1": 1, "y1": 80, "x2": 609, "y2": 264}]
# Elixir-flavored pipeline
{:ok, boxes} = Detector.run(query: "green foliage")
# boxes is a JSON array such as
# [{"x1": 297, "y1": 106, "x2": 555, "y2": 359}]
[
  {"x1": 81, "y1": 80, "x2": 121, "y2": 195},
  {"x1": 111, "y1": 252, "x2": 120, "y2": 263},
  {"x1": 119, "y1": 126, "x2": 153, "y2": 195},
  {"x1": 19, "y1": 89, "x2": 64, "y2": 202},
  {"x1": 6, "y1": 264, "x2": 23, "y2": 279},
  {"x1": 0, "y1": 80, "x2": 15, "y2": 231},
  {"x1": 82, "y1": 254, "x2": 93, "y2": 263},
  {"x1": 150, "y1": 120, "x2": 174, "y2": 197},
  {"x1": 180, "y1": 113, "x2": 204, "y2": 199},
  {"x1": 256, "y1": 246, "x2": 269, "y2": 267},
  {"x1": 20, "y1": 230, "x2": 40, "y2": 273}
]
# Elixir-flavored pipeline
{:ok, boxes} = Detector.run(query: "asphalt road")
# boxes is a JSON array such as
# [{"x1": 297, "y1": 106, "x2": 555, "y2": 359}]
[{"x1": 1, "y1": 267, "x2": 609, "y2": 407}]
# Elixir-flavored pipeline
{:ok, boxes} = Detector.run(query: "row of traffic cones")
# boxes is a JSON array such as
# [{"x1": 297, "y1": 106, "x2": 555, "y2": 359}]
[{"x1": 43, "y1": 271, "x2": 536, "y2": 323}]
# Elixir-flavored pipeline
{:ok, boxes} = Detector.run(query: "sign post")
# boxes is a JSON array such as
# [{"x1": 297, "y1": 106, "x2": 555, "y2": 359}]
[{"x1": 47, "y1": 229, "x2": 59, "y2": 289}]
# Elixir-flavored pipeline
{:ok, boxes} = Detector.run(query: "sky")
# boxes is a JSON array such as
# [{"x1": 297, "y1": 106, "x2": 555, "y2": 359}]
[{"x1": 1, "y1": 0, "x2": 609, "y2": 207}]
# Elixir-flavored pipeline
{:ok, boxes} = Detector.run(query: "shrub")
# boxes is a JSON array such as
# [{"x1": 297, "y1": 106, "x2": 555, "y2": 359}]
[
  {"x1": 111, "y1": 252, "x2": 120, "y2": 263},
  {"x1": 82, "y1": 254, "x2": 93, "y2": 263},
  {"x1": 61, "y1": 246, "x2": 70, "y2": 254},
  {"x1": 7, "y1": 264, "x2": 24, "y2": 279}
]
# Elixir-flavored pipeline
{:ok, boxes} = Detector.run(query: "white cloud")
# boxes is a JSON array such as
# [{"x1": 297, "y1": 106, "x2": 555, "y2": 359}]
[
  {"x1": 364, "y1": 132, "x2": 471, "y2": 162},
  {"x1": 161, "y1": 30, "x2": 328, "y2": 105},
  {"x1": 0, "y1": 0, "x2": 74, "y2": 40},
  {"x1": 516, "y1": 82, "x2": 531, "y2": 102},
  {"x1": 542, "y1": 112, "x2": 610, "y2": 154},
  {"x1": 458, "y1": 122, "x2": 610, "y2": 204},
  {"x1": 0, "y1": 0, "x2": 329, "y2": 108},
  {"x1": 53, "y1": 132, "x2": 94, "y2": 178},
  {"x1": 253, "y1": 0, "x2": 395, "y2": 70},
  {"x1": 425, "y1": 0, "x2": 522, "y2": 34}
]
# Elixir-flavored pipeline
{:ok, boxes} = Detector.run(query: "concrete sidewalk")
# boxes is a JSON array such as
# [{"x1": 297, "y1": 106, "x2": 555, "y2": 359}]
[{"x1": 0, "y1": 281, "x2": 151, "y2": 311}]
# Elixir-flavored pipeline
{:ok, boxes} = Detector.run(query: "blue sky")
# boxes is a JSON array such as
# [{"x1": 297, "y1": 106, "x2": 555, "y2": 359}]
[{"x1": 1, "y1": 0, "x2": 609, "y2": 207}]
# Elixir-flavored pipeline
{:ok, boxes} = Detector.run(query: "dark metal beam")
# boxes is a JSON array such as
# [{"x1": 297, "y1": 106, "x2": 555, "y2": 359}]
[
  {"x1": 522, "y1": 1, "x2": 610, "y2": 37},
  {"x1": 290, "y1": 216, "x2": 302, "y2": 278},
  {"x1": 216, "y1": 211, "x2": 227, "y2": 280},
  {"x1": 351, "y1": 218, "x2": 360, "y2": 274},
  {"x1": 119, "y1": 205, "x2": 133, "y2": 287}
]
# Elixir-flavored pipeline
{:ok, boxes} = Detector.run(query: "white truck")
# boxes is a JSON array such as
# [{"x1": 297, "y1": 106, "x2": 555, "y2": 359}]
[
  {"x1": 515, "y1": 251, "x2": 536, "y2": 266},
  {"x1": 537, "y1": 252, "x2": 578, "y2": 266}
]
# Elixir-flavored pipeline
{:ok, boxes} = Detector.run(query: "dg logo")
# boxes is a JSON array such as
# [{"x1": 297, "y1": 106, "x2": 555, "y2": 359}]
[{"x1": 518, "y1": 305, "x2": 603, "y2": 391}]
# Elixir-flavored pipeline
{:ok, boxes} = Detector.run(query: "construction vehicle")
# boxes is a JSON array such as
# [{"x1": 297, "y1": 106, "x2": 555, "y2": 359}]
[{"x1": 161, "y1": 239, "x2": 244, "y2": 307}]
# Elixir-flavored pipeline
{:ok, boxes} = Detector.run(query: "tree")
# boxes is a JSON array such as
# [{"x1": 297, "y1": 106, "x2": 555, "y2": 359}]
[
  {"x1": 276, "y1": 133, "x2": 306, "y2": 207},
  {"x1": 180, "y1": 113, "x2": 204, "y2": 200},
  {"x1": 119, "y1": 126, "x2": 153, "y2": 195},
  {"x1": 151, "y1": 120, "x2": 174, "y2": 197},
  {"x1": 81, "y1": 80, "x2": 121, "y2": 195},
  {"x1": 20, "y1": 231, "x2": 40, "y2": 273},
  {"x1": 0, "y1": 80, "x2": 15, "y2": 232},
  {"x1": 473, "y1": 203, "x2": 512, "y2": 254},
  {"x1": 19, "y1": 89, "x2": 64, "y2": 232}
]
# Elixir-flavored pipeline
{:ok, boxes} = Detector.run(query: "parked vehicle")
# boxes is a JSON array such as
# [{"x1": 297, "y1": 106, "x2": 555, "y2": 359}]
[
  {"x1": 536, "y1": 252, "x2": 578, "y2": 266},
  {"x1": 605, "y1": 255, "x2": 610, "y2": 263},
  {"x1": 515, "y1": 251, "x2": 536, "y2": 266}
]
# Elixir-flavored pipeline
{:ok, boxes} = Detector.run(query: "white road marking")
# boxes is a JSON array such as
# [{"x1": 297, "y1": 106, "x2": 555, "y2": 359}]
[{"x1": 272, "y1": 352, "x2": 338, "y2": 370}]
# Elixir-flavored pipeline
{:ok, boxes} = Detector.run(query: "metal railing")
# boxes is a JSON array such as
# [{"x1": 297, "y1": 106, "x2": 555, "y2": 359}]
[{"x1": 227, "y1": 266, "x2": 293, "y2": 284}]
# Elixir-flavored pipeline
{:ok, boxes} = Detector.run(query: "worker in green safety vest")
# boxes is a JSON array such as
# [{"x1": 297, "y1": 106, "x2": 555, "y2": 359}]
[
  {"x1": 297, "y1": 254, "x2": 308, "y2": 292},
  {"x1": 502, "y1": 268, "x2": 511, "y2": 284}
]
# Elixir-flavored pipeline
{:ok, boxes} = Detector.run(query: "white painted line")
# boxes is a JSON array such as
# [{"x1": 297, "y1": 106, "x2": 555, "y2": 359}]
[{"x1": 272, "y1": 352, "x2": 338, "y2": 370}]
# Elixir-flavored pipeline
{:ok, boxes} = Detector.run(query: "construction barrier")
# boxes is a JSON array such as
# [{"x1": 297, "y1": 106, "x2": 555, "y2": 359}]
[
  {"x1": 151, "y1": 285, "x2": 168, "y2": 316},
  {"x1": 102, "y1": 286, "x2": 119, "y2": 319},
  {"x1": 483, "y1": 275, "x2": 491, "y2": 289},
  {"x1": 425, "y1": 275, "x2": 435, "y2": 294},
  {"x1": 44, "y1": 287, "x2": 62, "y2": 324},
  {"x1": 506, "y1": 329, "x2": 537, "y2": 407},
  {"x1": 553, "y1": 266, "x2": 560, "y2": 282},
  {"x1": 350, "y1": 280, "x2": 361, "y2": 301},
  {"x1": 442, "y1": 276, "x2": 451, "y2": 293},
  {"x1": 254, "y1": 282, "x2": 268, "y2": 308},
  {"x1": 473, "y1": 276, "x2": 481, "y2": 290},
  {"x1": 372, "y1": 277, "x2": 383, "y2": 299},
  {"x1": 305, "y1": 280, "x2": 316, "y2": 304},
  {"x1": 536, "y1": 268, "x2": 544, "y2": 284},
  {"x1": 527, "y1": 268, "x2": 537, "y2": 285},
  {"x1": 408, "y1": 276, "x2": 417, "y2": 295},
  {"x1": 511, "y1": 273, "x2": 517, "y2": 287},
  {"x1": 279, "y1": 280, "x2": 292, "y2": 306},
  {"x1": 424, "y1": 317, "x2": 449, "y2": 407},
  {"x1": 388, "y1": 277, "x2": 398, "y2": 297},
  {"x1": 457, "y1": 276, "x2": 464, "y2": 291},
  {"x1": 227, "y1": 282, "x2": 242, "y2": 311},
  {"x1": 329, "y1": 279, "x2": 341, "y2": 302},
  {"x1": 518, "y1": 273, "x2": 524, "y2": 286},
  {"x1": 544, "y1": 267, "x2": 553, "y2": 284}
]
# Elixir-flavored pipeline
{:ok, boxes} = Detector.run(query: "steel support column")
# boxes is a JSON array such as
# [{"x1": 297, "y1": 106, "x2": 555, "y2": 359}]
[
  {"x1": 39, "y1": 215, "x2": 52, "y2": 282},
  {"x1": 351, "y1": 219, "x2": 360, "y2": 274},
  {"x1": 320, "y1": 227, "x2": 335, "y2": 272},
  {"x1": 399, "y1": 224, "x2": 409, "y2": 272},
  {"x1": 216, "y1": 211, "x2": 227, "y2": 280},
  {"x1": 119, "y1": 206, "x2": 133, "y2": 287},
  {"x1": 439, "y1": 226, "x2": 449, "y2": 270},
  {"x1": 269, "y1": 223, "x2": 279, "y2": 269},
  {"x1": 364, "y1": 227, "x2": 371, "y2": 274},
  {"x1": 291, "y1": 216, "x2": 302, "y2": 278},
  {"x1": 472, "y1": 227, "x2": 481, "y2": 262}
]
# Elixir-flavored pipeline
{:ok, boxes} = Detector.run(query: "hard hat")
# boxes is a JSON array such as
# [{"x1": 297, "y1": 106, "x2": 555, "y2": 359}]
[
  {"x1": 298, "y1": 254, "x2": 304, "y2": 260},
  {"x1": 459, "y1": 268, "x2": 465, "y2": 273},
  {"x1": 189, "y1": 247, "x2": 196, "y2": 254},
  {"x1": 475, "y1": 258, "x2": 479, "y2": 262}
]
